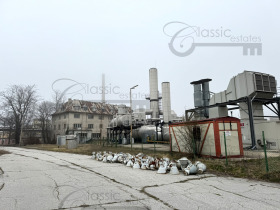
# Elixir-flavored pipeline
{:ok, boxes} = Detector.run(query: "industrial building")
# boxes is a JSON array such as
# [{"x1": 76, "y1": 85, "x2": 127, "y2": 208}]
[
  {"x1": 53, "y1": 69, "x2": 280, "y2": 156},
  {"x1": 108, "y1": 69, "x2": 279, "y2": 157},
  {"x1": 185, "y1": 71, "x2": 280, "y2": 152},
  {"x1": 107, "y1": 68, "x2": 181, "y2": 144}
]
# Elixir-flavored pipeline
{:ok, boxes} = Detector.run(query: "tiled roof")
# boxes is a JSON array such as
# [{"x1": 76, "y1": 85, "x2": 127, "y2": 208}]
[{"x1": 52, "y1": 99, "x2": 129, "y2": 115}]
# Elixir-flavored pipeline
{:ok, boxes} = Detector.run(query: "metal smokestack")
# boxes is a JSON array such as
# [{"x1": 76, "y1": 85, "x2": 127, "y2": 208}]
[
  {"x1": 202, "y1": 81, "x2": 210, "y2": 117},
  {"x1": 190, "y1": 78, "x2": 212, "y2": 118},
  {"x1": 149, "y1": 68, "x2": 159, "y2": 119},
  {"x1": 162, "y1": 82, "x2": 171, "y2": 123}
]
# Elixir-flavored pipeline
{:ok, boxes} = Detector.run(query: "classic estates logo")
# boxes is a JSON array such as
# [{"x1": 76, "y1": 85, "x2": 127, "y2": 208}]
[{"x1": 163, "y1": 21, "x2": 262, "y2": 57}]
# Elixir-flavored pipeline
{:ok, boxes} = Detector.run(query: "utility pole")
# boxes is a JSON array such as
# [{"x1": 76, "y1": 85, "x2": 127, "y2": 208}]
[{"x1": 130, "y1": 85, "x2": 138, "y2": 150}]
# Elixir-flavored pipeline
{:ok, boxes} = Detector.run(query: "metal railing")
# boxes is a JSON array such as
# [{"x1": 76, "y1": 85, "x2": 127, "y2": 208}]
[{"x1": 145, "y1": 93, "x2": 162, "y2": 99}]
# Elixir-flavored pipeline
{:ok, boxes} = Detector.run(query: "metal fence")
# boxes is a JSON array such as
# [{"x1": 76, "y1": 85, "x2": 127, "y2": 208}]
[
  {"x1": 87, "y1": 130, "x2": 279, "y2": 179},
  {"x1": 88, "y1": 137, "x2": 172, "y2": 156},
  {"x1": 212, "y1": 130, "x2": 280, "y2": 178}
]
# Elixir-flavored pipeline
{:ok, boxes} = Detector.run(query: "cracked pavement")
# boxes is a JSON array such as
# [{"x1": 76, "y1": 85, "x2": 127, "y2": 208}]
[{"x1": 0, "y1": 147, "x2": 280, "y2": 210}]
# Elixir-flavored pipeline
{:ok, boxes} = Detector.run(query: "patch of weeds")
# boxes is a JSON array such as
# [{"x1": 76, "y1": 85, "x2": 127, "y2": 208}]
[{"x1": 0, "y1": 150, "x2": 11, "y2": 156}]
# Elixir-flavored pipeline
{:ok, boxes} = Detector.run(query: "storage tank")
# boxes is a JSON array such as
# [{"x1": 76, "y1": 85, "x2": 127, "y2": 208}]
[
  {"x1": 133, "y1": 124, "x2": 170, "y2": 143},
  {"x1": 109, "y1": 118, "x2": 117, "y2": 128},
  {"x1": 138, "y1": 125, "x2": 158, "y2": 143},
  {"x1": 117, "y1": 115, "x2": 131, "y2": 127}
]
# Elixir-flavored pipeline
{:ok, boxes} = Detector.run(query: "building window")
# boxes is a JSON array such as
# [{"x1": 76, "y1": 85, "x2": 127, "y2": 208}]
[
  {"x1": 74, "y1": 124, "x2": 82, "y2": 128},
  {"x1": 88, "y1": 124, "x2": 94, "y2": 129},
  {"x1": 73, "y1": 106, "x2": 80, "y2": 111},
  {"x1": 99, "y1": 115, "x2": 104, "y2": 120},
  {"x1": 88, "y1": 114, "x2": 94, "y2": 119},
  {"x1": 74, "y1": 113, "x2": 80, "y2": 118},
  {"x1": 92, "y1": 133, "x2": 101, "y2": 138},
  {"x1": 64, "y1": 114, "x2": 66, "y2": 119},
  {"x1": 64, "y1": 124, "x2": 66, "y2": 129},
  {"x1": 99, "y1": 124, "x2": 103, "y2": 129},
  {"x1": 80, "y1": 133, "x2": 87, "y2": 137},
  {"x1": 58, "y1": 115, "x2": 61, "y2": 120},
  {"x1": 53, "y1": 125, "x2": 56, "y2": 130},
  {"x1": 58, "y1": 124, "x2": 61, "y2": 130}
]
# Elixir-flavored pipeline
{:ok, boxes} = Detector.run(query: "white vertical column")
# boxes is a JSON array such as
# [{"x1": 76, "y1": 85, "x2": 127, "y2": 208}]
[
  {"x1": 149, "y1": 68, "x2": 159, "y2": 119},
  {"x1": 162, "y1": 82, "x2": 171, "y2": 123}
]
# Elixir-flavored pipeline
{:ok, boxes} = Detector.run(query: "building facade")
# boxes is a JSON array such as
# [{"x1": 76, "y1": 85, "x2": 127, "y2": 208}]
[{"x1": 52, "y1": 99, "x2": 120, "y2": 142}]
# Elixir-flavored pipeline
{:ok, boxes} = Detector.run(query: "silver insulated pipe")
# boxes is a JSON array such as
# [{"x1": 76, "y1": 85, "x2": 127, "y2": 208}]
[
  {"x1": 149, "y1": 68, "x2": 159, "y2": 119},
  {"x1": 162, "y1": 82, "x2": 171, "y2": 123}
]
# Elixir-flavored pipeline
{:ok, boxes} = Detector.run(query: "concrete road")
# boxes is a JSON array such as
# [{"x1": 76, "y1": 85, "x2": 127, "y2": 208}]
[{"x1": 0, "y1": 147, "x2": 280, "y2": 210}]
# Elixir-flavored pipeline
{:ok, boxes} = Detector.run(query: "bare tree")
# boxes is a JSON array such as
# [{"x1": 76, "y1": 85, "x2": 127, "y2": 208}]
[
  {"x1": 175, "y1": 122, "x2": 202, "y2": 157},
  {"x1": 0, "y1": 111, "x2": 15, "y2": 144},
  {"x1": 0, "y1": 85, "x2": 38, "y2": 145},
  {"x1": 37, "y1": 101, "x2": 55, "y2": 143},
  {"x1": 52, "y1": 90, "x2": 65, "y2": 112}
]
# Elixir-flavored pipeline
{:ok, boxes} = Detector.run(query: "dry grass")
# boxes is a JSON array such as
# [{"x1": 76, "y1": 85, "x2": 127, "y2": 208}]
[
  {"x1": 23, "y1": 143, "x2": 280, "y2": 183},
  {"x1": 0, "y1": 149, "x2": 11, "y2": 156},
  {"x1": 201, "y1": 157, "x2": 280, "y2": 183}
]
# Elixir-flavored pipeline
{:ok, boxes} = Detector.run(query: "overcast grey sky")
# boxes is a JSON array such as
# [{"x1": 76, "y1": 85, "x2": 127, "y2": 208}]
[{"x1": 0, "y1": 0, "x2": 279, "y2": 116}]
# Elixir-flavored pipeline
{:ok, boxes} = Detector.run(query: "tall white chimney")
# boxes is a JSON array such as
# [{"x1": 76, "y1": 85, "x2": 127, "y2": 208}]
[
  {"x1": 149, "y1": 68, "x2": 159, "y2": 119},
  {"x1": 162, "y1": 82, "x2": 171, "y2": 123}
]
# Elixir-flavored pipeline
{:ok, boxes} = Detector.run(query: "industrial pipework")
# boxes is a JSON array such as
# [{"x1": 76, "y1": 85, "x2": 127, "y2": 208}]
[
  {"x1": 190, "y1": 78, "x2": 212, "y2": 119},
  {"x1": 186, "y1": 70, "x2": 280, "y2": 149},
  {"x1": 108, "y1": 67, "x2": 175, "y2": 144}
]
